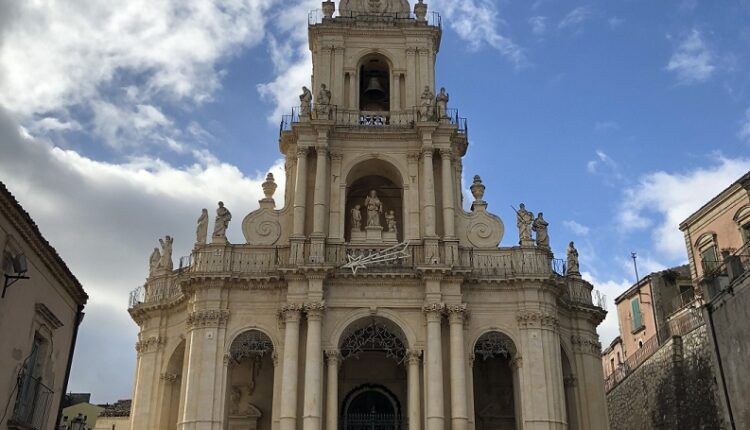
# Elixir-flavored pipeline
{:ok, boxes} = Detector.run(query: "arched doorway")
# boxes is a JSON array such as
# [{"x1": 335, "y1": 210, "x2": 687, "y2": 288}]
[
  {"x1": 225, "y1": 330, "x2": 275, "y2": 430},
  {"x1": 345, "y1": 159, "x2": 404, "y2": 243},
  {"x1": 337, "y1": 318, "x2": 409, "y2": 430},
  {"x1": 472, "y1": 332, "x2": 520, "y2": 430}
]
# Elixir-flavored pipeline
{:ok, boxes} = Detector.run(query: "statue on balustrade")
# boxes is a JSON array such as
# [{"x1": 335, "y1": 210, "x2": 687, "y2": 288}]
[
  {"x1": 420, "y1": 86, "x2": 435, "y2": 120},
  {"x1": 567, "y1": 241, "x2": 580, "y2": 274},
  {"x1": 149, "y1": 247, "x2": 161, "y2": 277},
  {"x1": 533, "y1": 212, "x2": 549, "y2": 248},
  {"x1": 213, "y1": 201, "x2": 232, "y2": 241},
  {"x1": 299, "y1": 86, "x2": 312, "y2": 118},
  {"x1": 351, "y1": 205, "x2": 362, "y2": 230},
  {"x1": 196, "y1": 208, "x2": 209, "y2": 245},
  {"x1": 158, "y1": 235, "x2": 174, "y2": 272},
  {"x1": 386, "y1": 210, "x2": 397, "y2": 234},
  {"x1": 516, "y1": 203, "x2": 534, "y2": 244},
  {"x1": 365, "y1": 190, "x2": 384, "y2": 227},
  {"x1": 436, "y1": 87, "x2": 449, "y2": 119},
  {"x1": 316, "y1": 84, "x2": 332, "y2": 118}
]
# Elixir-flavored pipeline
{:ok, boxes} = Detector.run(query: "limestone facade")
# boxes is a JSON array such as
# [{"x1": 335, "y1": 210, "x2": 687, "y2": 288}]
[{"x1": 127, "y1": 2, "x2": 609, "y2": 430}]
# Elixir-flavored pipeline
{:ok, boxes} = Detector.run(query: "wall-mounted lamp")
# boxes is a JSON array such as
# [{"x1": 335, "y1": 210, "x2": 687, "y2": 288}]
[{"x1": 3, "y1": 254, "x2": 29, "y2": 298}]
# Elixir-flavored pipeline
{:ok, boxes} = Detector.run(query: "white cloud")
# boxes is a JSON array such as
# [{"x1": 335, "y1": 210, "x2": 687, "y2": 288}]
[
  {"x1": 0, "y1": 107, "x2": 284, "y2": 402},
  {"x1": 559, "y1": 6, "x2": 593, "y2": 30},
  {"x1": 564, "y1": 220, "x2": 590, "y2": 236},
  {"x1": 432, "y1": 0, "x2": 526, "y2": 67},
  {"x1": 0, "y1": 0, "x2": 274, "y2": 149},
  {"x1": 586, "y1": 150, "x2": 621, "y2": 183},
  {"x1": 666, "y1": 29, "x2": 715, "y2": 84},
  {"x1": 529, "y1": 16, "x2": 547, "y2": 36},
  {"x1": 740, "y1": 109, "x2": 750, "y2": 145},
  {"x1": 618, "y1": 156, "x2": 750, "y2": 261}
]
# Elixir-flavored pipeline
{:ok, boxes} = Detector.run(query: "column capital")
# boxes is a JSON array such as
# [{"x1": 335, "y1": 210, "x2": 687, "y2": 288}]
[
  {"x1": 135, "y1": 336, "x2": 166, "y2": 355},
  {"x1": 272, "y1": 351, "x2": 280, "y2": 367},
  {"x1": 439, "y1": 148, "x2": 453, "y2": 160},
  {"x1": 280, "y1": 303, "x2": 304, "y2": 323},
  {"x1": 186, "y1": 309, "x2": 230, "y2": 329},
  {"x1": 160, "y1": 372, "x2": 180, "y2": 384},
  {"x1": 406, "y1": 349, "x2": 423, "y2": 365},
  {"x1": 304, "y1": 302, "x2": 327, "y2": 320},
  {"x1": 510, "y1": 356, "x2": 523, "y2": 370},
  {"x1": 422, "y1": 302, "x2": 445, "y2": 322},
  {"x1": 468, "y1": 353, "x2": 476, "y2": 367},
  {"x1": 325, "y1": 349, "x2": 342, "y2": 365},
  {"x1": 315, "y1": 146, "x2": 328, "y2": 156},
  {"x1": 446, "y1": 304, "x2": 468, "y2": 324},
  {"x1": 421, "y1": 148, "x2": 434, "y2": 158},
  {"x1": 296, "y1": 146, "x2": 309, "y2": 157}
]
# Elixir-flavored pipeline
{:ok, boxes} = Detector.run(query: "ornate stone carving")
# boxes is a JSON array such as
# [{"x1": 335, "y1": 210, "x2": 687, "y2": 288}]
[
  {"x1": 299, "y1": 86, "x2": 312, "y2": 118},
  {"x1": 187, "y1": 309, "x2": 230, "y2": 328},
  {"x1": 533, "y1": 213, "x2": 549, "y2": 249},
  {"x1": 466, "y1": 215, "x2": 503, "y2": 248},
  {"x1": 422, "y1": 302, "x2": 445, "y2": 322},
  {"x1": 316, "y1": 84, "x2": 332, "y2": 118},
  {"x1": 325, "y1": 349, "x2": 342, "y2": 366},
  {"x1": 340, "y1": 320, "x2": 407, "y2": 363},
  {"x1": 213, "y1": 202, "x2": 232, "y2": 243},
  {"x1": 516, "y1": 310, "x2": 559, "y2": 329},
  {"x1": 322, "y1": 1, "x2": 335, "y2": 19},
  {"x1": 365, "y1": 190, "x2": 383, "y2": 227},
  {"x1": 414, "y1": 0, "x2": 427, "y2": 21},
  {"x1": 406, "y1": 349, "x2": 422, "y2": 365},
  {"x1": 385, "y1": 210, "x2": 397, "y2": 234},
  {"x1": 196, "y1": 209, "x2": 209, "y2": 246},
  {"x1": 470, "y1": 175, "x2": 485, "y2": 203},
  {"x1": 516, "y1": 203, "x2": 534, "y2": 245},
  {"x1": 474, "y1": 332, "x2": 516, "y2": 360},
  {"x1": 419, "y1": 86, "x2": 435, "y2": 120},
  {"x1": 567, "y1": 241, "x2": 580, "y2": 275},
  {"x1": 230, "y1": 331, "x2": 274, "y2": 361},
  {"x1": 262, "y1": 173, "x2": 278, "y2": 201},
  {"x1": 304, "y1": 302, "x2": 327, "y2": 319},
  {"x1": 160, "y1": 373, "x2": 180, "y2": 384},
  {"x1": 242, "y1": 211, "x2": 281, "y2": 246},
  {"x1": 351, "y1": 204, "x2": 362, "y2": 230},
  {"x1": 149, "y1": 247, "x2": 161, "y2": 277},
  {"x1": 135, "y1": 336, "x2": 166, "y2": 354},
  {"x1": 158, "y1": 235, "x2": 174, "y2": 272},
  {"x1": 571, "y1": 334, "x2": 601, "y2": 356},
  {"x1": 446, "y1": 304, "x2": 468, "y2": 323},
  {"x1": 340, "y1": 0, "x2": 410, "y2": 15},
  {"x1": 436, "y1": 87, "x2": 449, "y2": 119},
  {"x1": 280, "y1": 303, "x2": 304, "y2": 323}
]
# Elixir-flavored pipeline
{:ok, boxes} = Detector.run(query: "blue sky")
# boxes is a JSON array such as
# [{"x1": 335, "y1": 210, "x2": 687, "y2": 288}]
[{"x1": 1, "y1": 0, "x2": 749, "y2": 402}]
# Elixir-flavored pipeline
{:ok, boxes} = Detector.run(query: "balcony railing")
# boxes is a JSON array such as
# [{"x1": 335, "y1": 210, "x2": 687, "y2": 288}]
[
  {"x1": 308, "y1": 9, "x2": 441, "y2": 28},
  {"x1": 9, "y1": 376, "x2": 53, "y2": 430},
  {"x1": 698, "y1": 240, "x2": 750, "y2": 301},
  {"x1": 280, "y1": 105, "x2": 468, "y2": 137},
  {"x1": 666, "y1": 288, "x2": 696, "y2": 316}
]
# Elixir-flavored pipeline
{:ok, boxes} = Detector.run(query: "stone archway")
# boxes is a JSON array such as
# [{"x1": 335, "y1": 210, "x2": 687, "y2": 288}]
[
  {"x1": 225, "y1": 330, "x2": 275, "y2": 430},
  {"x1": 345, "y1": 158, "x2": 404, "y2": 243},
  {"x1": 341, "y1": 384, "x2": 403, "y2": 430},
  {"x1": 472, "y1": 331, "x2": 520, "y2": 430}
]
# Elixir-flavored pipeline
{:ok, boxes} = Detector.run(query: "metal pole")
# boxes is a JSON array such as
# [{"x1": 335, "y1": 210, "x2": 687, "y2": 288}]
[{"x1": 631, "y1": 252, "x2": 640, "y2": 284}]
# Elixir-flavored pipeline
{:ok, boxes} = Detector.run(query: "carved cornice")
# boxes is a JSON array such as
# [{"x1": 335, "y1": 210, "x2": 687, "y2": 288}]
[
  {"x1": 446, "y1": 304, "x2": 468, "y2": 324},
  {"x1": 516, "y1": 310, "x2": 559, "y2": 330},
  {"x1": 186, "y1": 309, "x2": 230, "y2": 328},
  {"x1": 571, "y1": 334, "x2": 602, "y2": 356},
  {"x1": 280, "y1": 303, "x2": 304, "y2": 323},
  {"x1": 304, "y1": 302, "x2": 327, "y2": 320},
  {"x1": 135, "y1": 336, "x2": 166, "y2": 355}
]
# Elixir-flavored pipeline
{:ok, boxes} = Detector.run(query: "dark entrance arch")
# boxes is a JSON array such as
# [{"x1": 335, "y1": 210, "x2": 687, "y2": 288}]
[{"x1": 341, "y1": 384, "x2": 402, "y2": 430}]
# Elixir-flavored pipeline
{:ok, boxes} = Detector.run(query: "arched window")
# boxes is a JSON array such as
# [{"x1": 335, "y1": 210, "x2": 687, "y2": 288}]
[
  {"x1": 359, "y1": 54, "x2": 390, "y2": 112},
  {"x1": 734, "y1": 205, "x2": 750, "y2": 244},
  {"x1": 695, "y1": 232, "x2": 720, "y2": 274}
]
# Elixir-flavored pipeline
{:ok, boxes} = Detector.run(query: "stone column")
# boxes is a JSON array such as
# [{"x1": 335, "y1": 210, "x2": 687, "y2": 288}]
[
  {"x1": 447, "y1": 305, "x2": 469, "y2": 430},
  {"x1": 272, "y1": 352, "x2": 282, "y2": 430},
  {"x1": 406, "y1": 350, "x2": 422, "y2": 430},
  {"x1": 279, "y1": 304, "x2": 303, "y2": 430},
  {"x1": 325, "y1": 350, "x2": 341, "y2": 430},
  {"x1": 328, "y1": 152, "x2": 344, "y2": 241},
  {"x1": 421, "y1": 149, "x2": 437, "y2": 237},
  {"x1": 293, "y1": 147, "x2": 309, "y2": 235},
  {"x1": 302, "y1": 303, "x2": 326, "y2": 430},
  {"x1": 571, "y1": 332, "x2": 609, "y2": 430},
  {"x1": 440, "y1": 149, "x2": 456, "y2": 238},
  {"x1": 313, "y1": 147, "x2": 328, "y2": 235},
  {"x1": 423, "y1": 303, "x2": 445, "y2": 430},
  {"x1": 131, "y1": 335, "x2": 165, "y2": 430}
]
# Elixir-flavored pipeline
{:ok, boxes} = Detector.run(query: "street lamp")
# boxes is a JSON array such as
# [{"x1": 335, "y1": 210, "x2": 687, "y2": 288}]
[
  {"x1": 70, "y1": 413, "x2": 88, "y2": 430},
  {"x1": 2, "y1": 253, "x2": 29, "y2": 298}
]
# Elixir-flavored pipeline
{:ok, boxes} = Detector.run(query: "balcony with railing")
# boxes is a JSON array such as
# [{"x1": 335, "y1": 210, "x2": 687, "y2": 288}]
[
  {"x1": 665, "y1": 288, "x2": 696, "y2": 317},
  {"x1": 308, "y1": 9, "x2": 442, "y2": 28},
  {"x1": 699, "y1": 240, "x2": 750, "y2": 301},
  {"x1": 280, "y1": 105, "x2": 468, "y2": 137},
  {"x1": 7, "y1": 376, "x2": 54, "y2": 430}
]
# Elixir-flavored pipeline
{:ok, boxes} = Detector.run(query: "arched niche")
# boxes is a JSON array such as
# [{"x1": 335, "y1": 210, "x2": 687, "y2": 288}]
[
  {"x1": 359, "y1": 53, "x2": 391, "y2": 112},
  {"x1": 472, "y1": 331, "x2": 520, "y2": 430},
  {"x1": 225, "y1": 330, "x2": 275, "y2": 430},
  {"x1": 345, "y1": 158, "x2": 404, "y2": 243},
  {"x1": 160, "y1": 340, "x2": 185, "y2": 430}
]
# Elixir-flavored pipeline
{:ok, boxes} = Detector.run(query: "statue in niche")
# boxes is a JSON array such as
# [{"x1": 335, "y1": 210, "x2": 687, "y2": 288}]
[
  {"x1": 299, "y1": 86, "x2": 312, "y2": 117},
  {"x1": 158, "y1": 235, "x2": 173, "y2": 272},
  {"x1": 316, "y1": 84, "x2": 332, "y2": 118},
  {"x1": 567, "y1": 241, "x2": 580, "y2": 274},
  {"x1": 516, "y1": 203, "x2": 534, "y2": 243},
  {"x1": 230, "y1": 385, "x2": 242, "y2": 414},
  {"x1": 213, "y1": 201, "x2": 232, "y2": 240},
  {"x1": 196, "y1": 208, "x2": 209, "y2": 245},
  {"x1": 148, "y1": 247, "x2": 161, "y2": 276},
  {"x1": 533, "y1": 212, "x2": 549, "y2": 248},
  {"x1": 420, "y1": 86, "x2": 435, "y2": 120},
  {"x1": 436, "y1": 87, "x2": 449, "y2": 118},
  {"x1": 386, "y1": 210, "x2": 397, "y2": 234},
  {"x1": 351, "y1": 205, "x2": 362, "y2": 230},
  {"x1": 365, "y1": 190, "x2": 383, "y2": 227}
]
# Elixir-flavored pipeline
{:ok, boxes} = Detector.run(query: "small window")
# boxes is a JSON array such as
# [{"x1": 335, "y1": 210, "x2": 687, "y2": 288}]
[
  {"x1": 610, "y1": 358, "x2": 615, "y2": 372},
  {"x1": 638, "y1": 340, "x2": 643, "y2": 348},
  {"x1": 701, "y1": 246, "x2": 719, "y2": 273},
  {"x1": 630, "y1": 298, "x2": 643, "y2": 331},
  {"x1": 616, "y1": 351, "x2": 622, "y2": 364}
]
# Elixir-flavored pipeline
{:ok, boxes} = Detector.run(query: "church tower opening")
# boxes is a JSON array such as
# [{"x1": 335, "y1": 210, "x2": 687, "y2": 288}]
[{"x1": 359, "y1": 54, "x2": 391, "y2": 112}]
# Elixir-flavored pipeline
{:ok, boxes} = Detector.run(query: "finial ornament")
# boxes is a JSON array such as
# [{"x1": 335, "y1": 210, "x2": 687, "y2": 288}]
[
  {"x1": 470, "y1": 175, "x2": 485, "y2": 202},
  {"x1": 262, "y1": 173, "x2": 277, "y2": 200},
  {"x1": 322, "y1": 1, "x2": 335, "y2": 19}
]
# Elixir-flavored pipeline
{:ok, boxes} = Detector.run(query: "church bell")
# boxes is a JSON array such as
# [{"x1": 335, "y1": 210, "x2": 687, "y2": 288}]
[{"x1": 363, "y1": 76, "x2": 386, "y2": 100}]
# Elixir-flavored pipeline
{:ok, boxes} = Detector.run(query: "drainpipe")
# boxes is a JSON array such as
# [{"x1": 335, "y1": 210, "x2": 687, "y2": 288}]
[
  {"x1": 706, "y1": 303, "x2": 735, "y2": 429},
  {"x1": 54, "y1": 304, "x2": 85, "y2": 429}
]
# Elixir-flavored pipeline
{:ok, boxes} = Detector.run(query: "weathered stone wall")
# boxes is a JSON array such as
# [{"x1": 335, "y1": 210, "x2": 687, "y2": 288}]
[{"x1": 606, "y1": 325, "x2": 724, "y2": 430}]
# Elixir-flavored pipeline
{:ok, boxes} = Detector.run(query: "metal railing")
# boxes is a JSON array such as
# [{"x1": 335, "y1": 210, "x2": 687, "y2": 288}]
[
  {"x1": 309, "y1": 9, "x2": 441, "y2": 28},
  {"x1": 698, "y1": 241, "x2": 750, "y2": 300},
  {"x1": 666, "y1": 288, "x2": 696, "y2": 316},
  {"x1": 10, "y1": 376, "x2": 53, "y2": 430}
]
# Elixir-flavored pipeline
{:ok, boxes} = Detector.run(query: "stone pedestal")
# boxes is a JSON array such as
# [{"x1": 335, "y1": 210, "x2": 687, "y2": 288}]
[
  {"x1": 350, "y1": 229, "x2": 366, "y2": 242},
  {"x1": 365, "y1": 226, "x2": 383, "y2": 243},
  {"x1": 228, "y1": 405, "x2": 261, "y2": 430},
  {"x1": 383, "y1": 230, "x2": 398, "y2": 243}
]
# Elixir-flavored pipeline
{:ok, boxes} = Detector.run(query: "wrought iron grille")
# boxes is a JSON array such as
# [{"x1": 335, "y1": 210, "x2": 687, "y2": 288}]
[
  {"x1": 10, "y1": 376, "x2": 53, "y2": 430},
  {"x1": 474, "y1": 332, "x2": 516, "y2": 361},
  {"x1": 340, "y1": 321, "x2": 407, "y2": 364},
  {"x1": 344, "y1": 412, "x2": 401, "y2": 430},
  {"x1": 230, "y1": 331, "x2": 274, "y2": 361}
]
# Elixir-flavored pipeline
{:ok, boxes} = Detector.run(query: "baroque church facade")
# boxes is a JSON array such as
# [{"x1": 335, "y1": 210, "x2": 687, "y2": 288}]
[{"x1": 127, "y1": 1, "x2": 609, "y2": 430}]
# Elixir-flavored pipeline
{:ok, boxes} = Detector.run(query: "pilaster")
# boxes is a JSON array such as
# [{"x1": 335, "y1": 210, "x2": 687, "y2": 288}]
[
  {"x1": 447, "y1": 304, "x2": 469, "y2": 430},
  {"x1": 423, "y1": 303, "x2": 445, "y2": 430},
  {"x1": 302, "y1": 302, "x2": 326, "y2": 430},
  {"x1": 279, "y1": 304, "x2": 304, "y2": 430}
]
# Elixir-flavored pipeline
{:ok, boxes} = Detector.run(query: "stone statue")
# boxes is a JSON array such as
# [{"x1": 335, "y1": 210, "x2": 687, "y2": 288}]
[
  {"x1": 386, "y1": 210, "x2": 397, "y2": 234},
  {"x1": 230, "y1": 385, "x2": 242, "y2": 414},
  {"x1": 196, "y1": 209, "x2": 209, "y2": 245},
  {"x1": 351, "y1": 205, "x2": 362, "y2": 230},
  {"x1": 316, "y1": 84, "x2": 332, "y2": 118},
  {"x1": 436, "y1": 87, "x2": 449, "y2": 118},
  {"x1": 533, "y1": 212, "x2": 549, "y2": 248},
  {"x1": 567, "y1": 241, "x2": 580, "y2": 274},
  {"x1": 299, "y1": 86, "x2": 312, "y2": 118},
  {"x1": 149, "y1": 247, "x2": 161, "y2": 276},
  {"x1": 420, "y1": 86, "x2": 435, "y2": 120},
  {"x1": 365, "y1": 190, "x2": 383, "y2": 227},
  {"x1": 516, "y1": 203, "x2": 534, "y2": 244},
  {"x1": 158, "y1": 235, "x2": 173, "y2": 272},
  {"x1": 213, "y1": 201, "x2": 232, "y2": 241}
]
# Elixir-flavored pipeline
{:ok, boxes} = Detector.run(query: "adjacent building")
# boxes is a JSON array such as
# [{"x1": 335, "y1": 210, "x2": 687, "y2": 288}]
[
  {"x1": 126, "y1": 1, "x2": 610, "y2": 429},
  {"x1": 680, "y1": 171, "x2": 750, "y2": 429},
  {"x1": 0, "y1": 181, "x2": 88, "y2": 430},
  {"x1": 94, "y1": 400, "x2": 131, "y2": 430}
]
